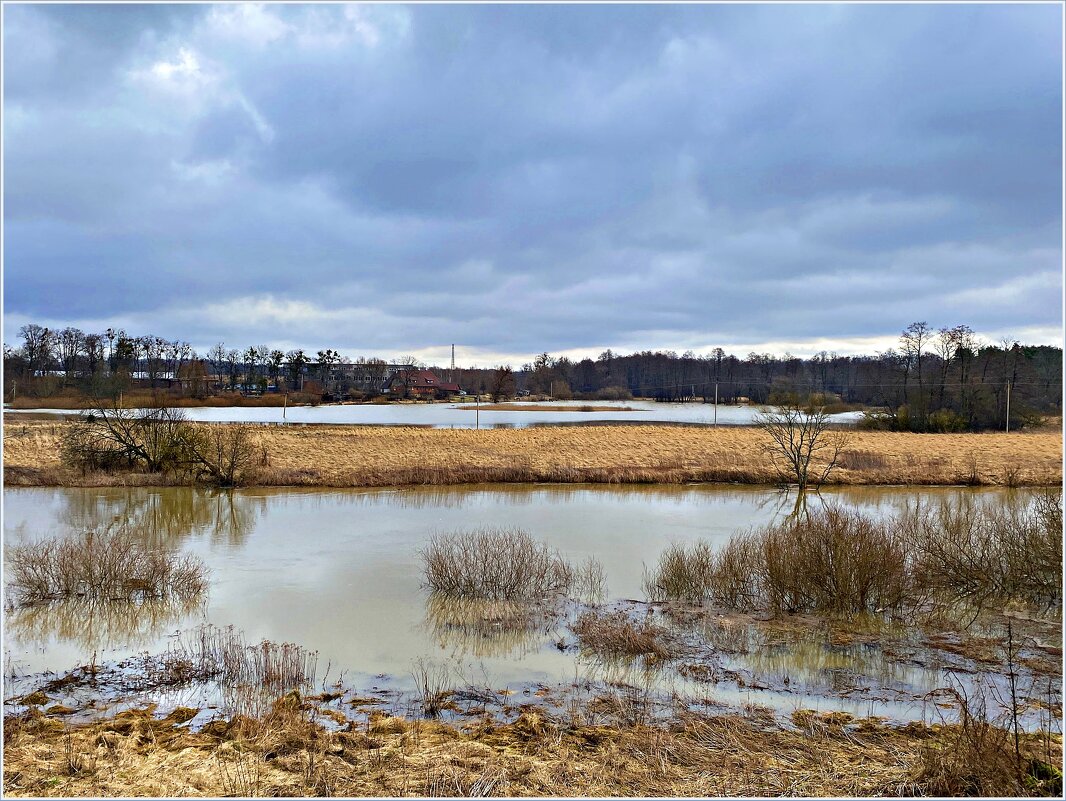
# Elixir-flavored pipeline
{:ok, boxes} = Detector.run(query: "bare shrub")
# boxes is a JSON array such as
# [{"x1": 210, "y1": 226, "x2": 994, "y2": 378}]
[
  {"x1": 647, "y1": 494, "x2": 1062, "y2": 618},
  {"x1": 61, "y1": 406, "x2": 191, "y2": 473},
  {"x1": 420, "y1": 528, "x2": 573, "y2": 601},
  {"x1": 644, "y1": 508, "x2": 909, "y2": 616},
  {"x1": 571, "y1": 609, "x2": 680, "y2": 662},
  {"x1": 181, "y1": 423, "x2": 258, "y2": 487},
  {"x1": 901, "y1": 493, "x2": 1063, "y2": 612},
  {"x1": 642, "y1": 541, "x2": 716, "y2": 606},
  {"x1": 6, "y1": 530, "x2": 207, "y2": 606},
  {"x1": 759, "y1": 508, "x2": 909, "y2": 615}
]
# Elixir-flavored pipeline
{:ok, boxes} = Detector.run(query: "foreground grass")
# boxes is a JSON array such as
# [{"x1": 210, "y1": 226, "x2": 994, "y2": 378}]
[
  {"x1": 5, "y1": 700, "x2": 1060, "y2": 797},
  {"x1": 5, "y1": 419, "x2": 1061, "y2": 488}
]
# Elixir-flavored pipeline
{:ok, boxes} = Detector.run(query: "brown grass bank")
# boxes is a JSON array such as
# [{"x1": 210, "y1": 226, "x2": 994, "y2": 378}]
[
  {"x1": 4, "y1": 700, "x2": 1060, "y2": 797},
  {"x1": 4, "y1": 419, "x2": 1061, "y2": 488}
]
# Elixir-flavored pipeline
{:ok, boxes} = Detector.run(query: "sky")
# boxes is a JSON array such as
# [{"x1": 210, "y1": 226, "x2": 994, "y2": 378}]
[{"x1": 2, "y1": 2, "x2": 1063, "y2": 367}]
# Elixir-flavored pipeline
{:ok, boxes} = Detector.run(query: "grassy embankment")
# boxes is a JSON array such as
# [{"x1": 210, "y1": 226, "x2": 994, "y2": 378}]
[{"x1": 3, "y1": 418, "x2": 1061, "y2": 488}]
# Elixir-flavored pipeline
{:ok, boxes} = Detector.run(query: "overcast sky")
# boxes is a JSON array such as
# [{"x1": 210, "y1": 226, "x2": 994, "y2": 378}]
[{"x1": 3, "y1": 2, "x2": 1062, "y2": 366}]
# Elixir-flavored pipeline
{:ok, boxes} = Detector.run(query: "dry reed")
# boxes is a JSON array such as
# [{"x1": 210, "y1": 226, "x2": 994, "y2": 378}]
[{"x1": 571, "y1": 609, "x2": 680, "y2": 662}]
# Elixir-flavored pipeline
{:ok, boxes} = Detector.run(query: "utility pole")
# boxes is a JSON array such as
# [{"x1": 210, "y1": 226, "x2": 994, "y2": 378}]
[
  {"x1": 450, "y1": 344, "x2": 455, "y2": 384},
  {"x1": 283, "y1": 392, "x2": 287, "y2": 422},
  {"x1": 1005, "y1": 380, "x2": 1011, "y2": 433},
  {"x1": 550, "y1": 381, "x2": 553, "y2": 401},
  {"x1": 714, "y1": 382, "x2": 718, "y2": 427},
  {"x1": 475, "y1": 393, "x2": 479, "y2": 430}
]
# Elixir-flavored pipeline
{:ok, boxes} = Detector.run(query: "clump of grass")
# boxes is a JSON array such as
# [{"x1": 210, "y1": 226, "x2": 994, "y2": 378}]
[
  {"x1": 571, "y1": 609, "x2": 680, "y2": 662},
  {"x1": 420, "y1": 528, "x2": 573, "y2": 602},
  {"x1": 161, "y1": 625, "x2": 319, "y2": 703},
  {"x1": 5, "y1": 530, "x2": 207, "y2": 607},
  {"x1": 411, "y1": 658, "x2": 454, "y2": 718}
]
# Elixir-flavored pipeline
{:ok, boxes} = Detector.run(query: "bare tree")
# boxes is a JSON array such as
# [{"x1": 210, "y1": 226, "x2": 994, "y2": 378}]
[
  {"x1": 490, "y1": 365, "x2": 515, "y2": 402},
  {"x1": 57, "y1": 327, "x2": 86, "y2": 380},
  {"x1": 756, "y1": 401, "x2": 851, "y2": 494},
  {"x1": 181, "y1": 424, "x2": 258, "y2": 487}
]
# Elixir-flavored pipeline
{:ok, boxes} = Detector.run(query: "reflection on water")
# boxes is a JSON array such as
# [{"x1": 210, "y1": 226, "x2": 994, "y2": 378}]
[
  {"x1": 424, "y1": 595, "x2": 564, "y2": 660},
  {"x1": 50, "y1": 488, "x2": 262, "y2": 548},
  {"x1": 6, "y1": 596, "x2": 207, "y2": 652},
  {"x1": 4, "y1": 483, "x2": 1054, "y2": 725}
]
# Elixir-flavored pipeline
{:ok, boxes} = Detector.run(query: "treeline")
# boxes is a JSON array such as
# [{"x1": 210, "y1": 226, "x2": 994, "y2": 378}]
[{"x1": 4, "y1": 321, "x2": 1061, "y2": 431}]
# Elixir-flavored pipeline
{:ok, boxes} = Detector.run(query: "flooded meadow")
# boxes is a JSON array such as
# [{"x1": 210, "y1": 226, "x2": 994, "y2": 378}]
[{"x1": 4, "y1": 484, "x2": 1061, "y2": 735}]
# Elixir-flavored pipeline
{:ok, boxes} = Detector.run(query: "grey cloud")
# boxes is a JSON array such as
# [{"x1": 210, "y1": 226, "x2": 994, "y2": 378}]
[{"x1": 3, "y1": 3, "x2": 1061, "y2": 359}]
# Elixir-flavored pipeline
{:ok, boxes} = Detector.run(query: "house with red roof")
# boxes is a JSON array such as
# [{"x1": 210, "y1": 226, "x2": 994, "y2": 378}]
[{"x1": 385, "y1": 368, "x2": 462, "y2": 399}]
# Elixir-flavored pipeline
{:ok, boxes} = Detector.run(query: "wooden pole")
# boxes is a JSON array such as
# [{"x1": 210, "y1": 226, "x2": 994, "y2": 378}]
[
  {"x1": 1005, "y1": 381, "x2": 1010, "y2": 433},
  {"x1": 714, "y1": 382, "x2": 718, "y2": 427}
]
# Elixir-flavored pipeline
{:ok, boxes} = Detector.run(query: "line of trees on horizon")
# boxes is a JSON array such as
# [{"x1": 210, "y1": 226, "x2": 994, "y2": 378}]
[{"x1": 4, "y1": 321, "x2": 1061, "y2": 431}]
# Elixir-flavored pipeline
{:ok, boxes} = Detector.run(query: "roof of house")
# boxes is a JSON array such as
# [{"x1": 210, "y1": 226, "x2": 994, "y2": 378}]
[{"x1": 392, "y1": 369, "x2": 461, "y2": 392}]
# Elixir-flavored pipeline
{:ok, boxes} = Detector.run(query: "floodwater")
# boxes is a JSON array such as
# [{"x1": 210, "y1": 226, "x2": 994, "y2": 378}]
[
  {"x1": 2, "y1": 484, "x2": 1054, "y2": 725},
  {"x1": 3, "y1": 399, "x2": 865, "y2": 428}
]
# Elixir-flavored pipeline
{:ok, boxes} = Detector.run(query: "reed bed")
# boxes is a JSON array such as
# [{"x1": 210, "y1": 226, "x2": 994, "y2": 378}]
[
  {"x1": 421, "y1": 528, "x2": 573, "y2": 602},
  {"x1": 6, "y1": 419, "x2": 1061, "y2": 488},
  {"x1": 644, "y1": 494, "x2": 1063, "y2": 617},
  {"x1": 5, "y1": 530, "x2": 207, "y2": 607}
]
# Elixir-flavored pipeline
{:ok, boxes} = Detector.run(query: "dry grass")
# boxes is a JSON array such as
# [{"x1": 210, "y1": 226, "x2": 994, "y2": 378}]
[
  {"x1": 571, "y1": 609, "x2": 681, "y2": 662},
  {"x1": 3, "y1": 701, "x2": 1060, "y2": 797},
  {"x1": 4, "y1": 419, "x2": 1061, "y2": 488},
  {"x1": 645, "y1": 496, "x2": 1063, "y2": 618},
  {"x1": 5, "y1": 530, "x2": 207, "y2": 606}
]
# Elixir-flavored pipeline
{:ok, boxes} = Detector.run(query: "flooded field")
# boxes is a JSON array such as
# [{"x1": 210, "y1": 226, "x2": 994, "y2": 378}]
[
  {"x1": 5, "y1": 484, "x2": 1058, "y2": 732},
  {"x1": 3, "y1": 399, "x2": 865, "y2": 428}
]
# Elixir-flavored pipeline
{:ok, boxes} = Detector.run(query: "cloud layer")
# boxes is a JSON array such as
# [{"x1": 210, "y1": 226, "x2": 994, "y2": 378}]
[{"x1": 3, "y1": 3, "x2": 1062, "y2": 364}]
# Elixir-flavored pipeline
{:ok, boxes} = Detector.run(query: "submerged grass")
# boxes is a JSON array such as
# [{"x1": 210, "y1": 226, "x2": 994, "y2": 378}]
[{"x1": 571, "y1": 609, "x2": 681, "y2": 662}]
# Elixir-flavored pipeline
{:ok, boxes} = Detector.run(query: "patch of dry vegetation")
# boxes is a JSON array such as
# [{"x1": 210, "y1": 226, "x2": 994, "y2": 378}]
[
  {"x1": 3, "y1": 698, "x2": 1060, "y2": 797},
  {"x1": 5, "y1": 530, "x2": 207, "y2": 607},
  {"x1": 644, "y1": 495, "x2": 1063, "y2": 617},
  {"x1": 5, "y1": 419, "x2": 1061, "y2": 488},
  {"x1": 421, "y1": 528, "x2": 573, "y2": 602},
  {"x1": 571, "y1": 609, "x2": 681, "y2": 662}
]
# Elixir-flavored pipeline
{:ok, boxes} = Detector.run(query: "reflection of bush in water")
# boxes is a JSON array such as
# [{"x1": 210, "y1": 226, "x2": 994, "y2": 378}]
[
  {"x1": 424, "y1": 595, "x2": 562, "y2": 659},
  {"x1": 5, "y1": 596, "x2": 205, "y2": 652},
  {"x1": 58, "y1": 487, "x2": 262, "y2": 548}
]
